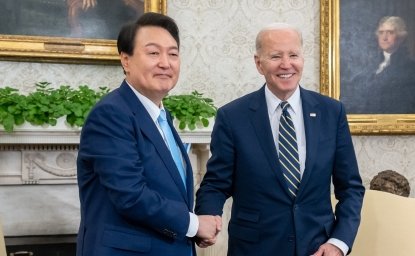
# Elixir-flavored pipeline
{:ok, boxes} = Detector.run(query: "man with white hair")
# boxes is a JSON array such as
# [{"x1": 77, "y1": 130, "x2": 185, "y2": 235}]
[
  {"x1": 375, "y1": 16, "x2": 409, "y2": 74},
  {"x1": 196, "y1": 22, "x2": 365, "y2": 256},
  {"x1": 341, "y1": 16, "x2": 415, "y2": 114}
]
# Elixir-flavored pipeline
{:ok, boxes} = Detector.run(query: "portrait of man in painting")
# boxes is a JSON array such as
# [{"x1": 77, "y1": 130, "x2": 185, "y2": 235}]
[
  {"x1": 339, "y1": 0, "x2": 415, "y2": 114},
  {"x1": 0, "y1": 0, "x2": 144, "y2": 40}
]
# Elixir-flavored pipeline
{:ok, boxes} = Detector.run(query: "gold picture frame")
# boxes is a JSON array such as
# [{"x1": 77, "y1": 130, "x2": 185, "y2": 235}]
[
  {"x1": 0, "y1": 0, "x2": 166, "y2": 64},
  {"x1": 320, "y1": 0, "x2": 415, "y2": 134}
]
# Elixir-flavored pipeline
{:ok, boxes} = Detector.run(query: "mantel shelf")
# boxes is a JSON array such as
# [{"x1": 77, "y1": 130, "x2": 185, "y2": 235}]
[{"x1": 0, "y1": 130, "x2": 211, "y2": 144}]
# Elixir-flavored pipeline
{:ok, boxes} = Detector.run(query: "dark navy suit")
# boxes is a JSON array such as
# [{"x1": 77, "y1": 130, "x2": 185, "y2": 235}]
[
  {"x1": 196, "y1": 86, "x2": 364, "y2": 256},
  {"x1": 77, "y1": 81, "x2": 195, "y2": 255}
]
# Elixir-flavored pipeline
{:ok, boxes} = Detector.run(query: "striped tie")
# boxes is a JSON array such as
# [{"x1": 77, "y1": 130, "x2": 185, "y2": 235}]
[{"x1": 278, "y1": 101, "x2": 301, "y2": 198}]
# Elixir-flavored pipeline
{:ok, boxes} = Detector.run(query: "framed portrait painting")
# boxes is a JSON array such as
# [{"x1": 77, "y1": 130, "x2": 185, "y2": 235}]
[
  {"x1": 0, "y1": 0, "x2": 166, "y2": 64},
  {"x1": 320, "y1": 0, "x2": 415, "y2": 134}
]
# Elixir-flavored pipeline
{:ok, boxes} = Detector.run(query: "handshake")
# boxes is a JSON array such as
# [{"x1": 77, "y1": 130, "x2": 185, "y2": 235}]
[{"x1": 196, "y1": 215, "x2": 222, "y2": 248}]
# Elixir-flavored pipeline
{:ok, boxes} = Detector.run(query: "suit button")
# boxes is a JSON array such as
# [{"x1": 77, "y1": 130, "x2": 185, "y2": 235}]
[
  {"x1": 162, "y1": 229, "x2": 177, "y2": 238},
  {"x1": 288, "y1": 235, "x2": 295, "y2": 242},
  {"x1": 293, "y1": 204, "x2": 298, "y2": 210}
]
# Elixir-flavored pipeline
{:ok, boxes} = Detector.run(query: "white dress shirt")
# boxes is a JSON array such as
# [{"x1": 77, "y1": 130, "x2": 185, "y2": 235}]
[
  {"x1": 265, "y1": 85, "x2": 306, "y2": 176},
  {"x1": 375, "y1": 51, "x2": 391, "y2": 74}
]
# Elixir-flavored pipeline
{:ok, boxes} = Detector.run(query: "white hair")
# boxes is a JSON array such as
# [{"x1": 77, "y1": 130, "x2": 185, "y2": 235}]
[
  {"x1": 376, "y1": 16, "x2": 408, "y2": 39},
  {"x1": 255, "y1": 22, "x2": 303, "y2": 53}
]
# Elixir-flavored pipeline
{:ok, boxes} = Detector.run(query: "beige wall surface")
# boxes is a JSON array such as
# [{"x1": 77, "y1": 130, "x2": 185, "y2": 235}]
[{"x1": 0, "y1": 1, "x2": 414, "y2": 193}]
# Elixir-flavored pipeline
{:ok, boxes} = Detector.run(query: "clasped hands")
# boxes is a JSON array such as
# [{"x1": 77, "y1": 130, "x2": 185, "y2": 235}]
[{"x1": 196, "y1": 215, "x2": 222, "y2": 248}]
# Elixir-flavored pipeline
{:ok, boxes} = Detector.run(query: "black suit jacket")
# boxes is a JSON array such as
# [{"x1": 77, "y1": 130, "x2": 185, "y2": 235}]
[{"x1": 341, "y1": 46, "x2": 415, "y2": 114}]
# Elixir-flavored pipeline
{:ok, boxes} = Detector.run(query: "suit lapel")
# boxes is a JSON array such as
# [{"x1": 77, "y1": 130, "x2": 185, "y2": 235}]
[
  {"x1": 296, "y1": 87, "x2": 320, "y2": 199},
  {"x1": 118, "y1": 82, "x2": 190, "y2": 205},
  {"x1": 249, "y1": 86, "x2": 293, "y2": 200}
]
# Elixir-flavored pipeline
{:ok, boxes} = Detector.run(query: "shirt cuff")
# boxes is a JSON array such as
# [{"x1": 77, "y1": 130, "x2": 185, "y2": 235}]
[
  {"x1": 327, "y1": 238, "x2": 348, "y2": 256},
  {"x1": 186, "y1": 212, "x2": 199, "y2": 237}
]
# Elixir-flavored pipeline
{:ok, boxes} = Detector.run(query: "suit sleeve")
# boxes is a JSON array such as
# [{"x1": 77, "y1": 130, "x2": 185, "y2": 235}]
[
  {"x1": 78, "y1": 103, "x2": 190, "y2": 239},
  {"x1": 331, "y1": 102, "x2": 365, "y2": 250},
  {"x1": 195, "y1": 108, "x2": 234, "y2": 215}
]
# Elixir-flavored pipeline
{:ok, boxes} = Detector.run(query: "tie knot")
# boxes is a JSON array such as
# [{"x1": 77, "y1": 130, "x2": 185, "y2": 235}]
[
  {"x1": 280, "y1": 101, "x2": 290, "y2": 111},
  {"x1": 158, "y1": 109, "x2": 167, "y2": 122}
]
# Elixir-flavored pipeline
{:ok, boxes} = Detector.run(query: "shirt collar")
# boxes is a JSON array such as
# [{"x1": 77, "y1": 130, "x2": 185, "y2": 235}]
[
  {"x1": 125, "y1": 80, "x2": 162, "y2": 123},
  {"x1": 265, "y1": 85, "x2": 301, "y2": 115},
  {"x1": 383, "y1": 51, "x2": 391, "y2": 60}
]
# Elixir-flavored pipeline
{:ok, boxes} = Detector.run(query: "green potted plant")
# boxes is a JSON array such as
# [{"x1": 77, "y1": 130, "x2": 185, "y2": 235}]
[
  {"x1": 163, "y1": 90, "x2": 217, "y2": 131},
  {"x1": 0, "y1": 83, "x2": 217, "y2": 133},
  {"x1": 0, "y1": 82, "x2": 109, "y2": 133}
]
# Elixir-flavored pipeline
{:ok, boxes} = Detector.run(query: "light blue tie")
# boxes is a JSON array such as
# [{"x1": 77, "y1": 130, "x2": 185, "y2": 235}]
[
  {"x1": 278, "y1": 101, "x2": 301, "y2": 199},
  {"x1": 158, "y1": 109, "x2": 187, "y2": 188}
]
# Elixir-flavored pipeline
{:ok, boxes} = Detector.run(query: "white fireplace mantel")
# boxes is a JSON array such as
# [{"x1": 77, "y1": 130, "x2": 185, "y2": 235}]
[{"x1": 0, "y1": 130, "x2": 211, "y2": 145}]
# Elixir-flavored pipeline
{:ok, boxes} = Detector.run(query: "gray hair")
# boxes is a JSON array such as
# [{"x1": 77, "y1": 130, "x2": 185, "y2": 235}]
[
  {"x1": 376, "y1": 16, "x2": 408, "y2": 38},
  {"x1": 255, "y1": 22, "x2": 303, "y2": 53}
]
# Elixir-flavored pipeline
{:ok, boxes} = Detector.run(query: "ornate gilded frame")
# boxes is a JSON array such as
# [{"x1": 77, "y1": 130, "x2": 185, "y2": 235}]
[
  {"x1": 320, "y1": 0, "x2": 415, "y2": 134},
  {"x1": 0, "y1": 0, "x2": 166, "y2": 64}
]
